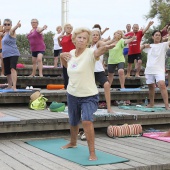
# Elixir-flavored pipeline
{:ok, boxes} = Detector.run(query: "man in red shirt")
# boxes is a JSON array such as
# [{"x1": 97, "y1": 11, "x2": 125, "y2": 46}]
[{"x1": 125, "y1": 21, "x2": 154, "y2": 77}]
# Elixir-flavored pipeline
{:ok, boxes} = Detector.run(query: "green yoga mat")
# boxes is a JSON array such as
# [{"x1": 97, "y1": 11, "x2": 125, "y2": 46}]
[
  {"x1": 26, "y1": 138, "x2": 129, "y2": 166},
  {"x1": 119, "y1": 105, "x2": 166, "y2": 112}
]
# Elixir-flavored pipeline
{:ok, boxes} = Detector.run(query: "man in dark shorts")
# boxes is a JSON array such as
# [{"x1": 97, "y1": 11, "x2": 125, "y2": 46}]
[{"x1": 125, "y1": 21, "x2": 154, "y2": 77}]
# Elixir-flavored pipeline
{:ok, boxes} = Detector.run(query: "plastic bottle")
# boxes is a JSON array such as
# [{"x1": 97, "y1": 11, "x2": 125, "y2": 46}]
[{"x1": 145, "y1": 97, "x2": 148, "y2": 106}]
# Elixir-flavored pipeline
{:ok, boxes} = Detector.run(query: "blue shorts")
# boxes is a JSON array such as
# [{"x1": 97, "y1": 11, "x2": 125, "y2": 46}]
[
  {"x1": 123, "y1": 48, "x2": 129, "y2": 56},
  {"x1": 67, "y1": 93, "x2": 99, "y2": 126}
]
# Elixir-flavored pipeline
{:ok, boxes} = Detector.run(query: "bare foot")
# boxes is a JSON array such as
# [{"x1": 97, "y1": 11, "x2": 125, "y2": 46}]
[
  {"x1": 61, "y1": 143, "x2": 77, "y2": 149},
  {"x1": 135, "y1": 74, "x2": 140, "y2": 77},
  {"x1": 159, "y1": 131, "x2": 170, "y2": 137},
  {"x1": 125, "y1": 75, "x2": 131, "y2": 78},
  {"x1": 28, "y1": 75, "x2": 35, "y2": 77},
  {"x1": 165, "y1": 107, "x2": 170, "y2": 110},
  {"x1": 89, "y1": 153, "x2": 97, "y2": 161},
  {"x1": 39, "y1": 75, "x2": 43, "y2": 77},
  {"x1": 12, "y1": 87, "x2": 17, "y2": 91},
  {"x1": 107, "y1": 109, "x2": 115, "y2": 114},
  {"x1": 146, "y1": 104, "x2": 154, "y2": 108}
]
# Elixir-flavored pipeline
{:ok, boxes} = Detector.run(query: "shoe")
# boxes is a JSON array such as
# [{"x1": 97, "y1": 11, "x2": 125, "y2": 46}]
[
  {"x1": 29, "y1": 86, "x2": 33, "y2": 89},
  {"x1": 26, "y1": 86, "x2": 29, "y2": 89}
]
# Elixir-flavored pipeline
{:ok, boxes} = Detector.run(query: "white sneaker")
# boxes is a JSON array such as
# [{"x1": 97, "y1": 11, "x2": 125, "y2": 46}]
[
  {"x1": 29, "y1": 86, "x2": 33, "y2": 89},
  {"x1": 26, "y1": 86, "x2": 29, "y2": 89}
]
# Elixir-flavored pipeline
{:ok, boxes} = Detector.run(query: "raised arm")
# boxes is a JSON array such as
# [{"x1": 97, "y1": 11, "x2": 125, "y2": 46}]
[
  {"x1": 58, "y1": 31, "x2": 65, "y2": 47},
  {"x1": 97, "y1": 37, "x2": 115, "y2": 48},
  {"x1": 101, "y1": 27, "x2": 109, "y2": 35},
  {"x1": 142, "y1": 21, "x2": 154, "y2": 34},
  {"x1": 140, "y1": 44, "x2": 151, "y2": 51},
  {"x1": 37, "y1": 25, "x2": 47, "y2": 33},
  {"x1": 10, "y1": 20, "x2": 21, "y2": 36}
]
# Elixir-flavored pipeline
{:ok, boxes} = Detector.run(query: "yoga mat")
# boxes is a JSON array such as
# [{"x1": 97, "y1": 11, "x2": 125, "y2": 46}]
[
  {"x1": 0, "y1": 113, "x2": 20, "y2": 122},
  {"x1": 143, "y1": 132, "x2": 170, "y2": 143},
  {"x1": 119, "y1": 88, "x2": 141, "y2": 92},
  {"x1": 0, "y1": 89, "x2": 33, "y2": 93},
  {"x1": 119, "y1": 105, "x2": 166, "y2": 112},
  {"x1": 26, "y1": 138, "x2": 129, "y2": 166}
]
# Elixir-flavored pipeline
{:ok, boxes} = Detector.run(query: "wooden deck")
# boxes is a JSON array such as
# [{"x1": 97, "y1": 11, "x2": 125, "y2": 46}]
[
  {"x1": 0, "y1": 67, "x2": 145, "y2": 77},
  {"x1": 0, "y1": 105, "x2": 170, "y2": 133},
  {"x1": 0, "y1": 132, "x2": 170, "y2": 170},
  {"x1": 0, "y1": 76, "x2": 143, "y2": 88},
  {"x1": 0, "y1": 88, "x2": 169, "y2": 104}
]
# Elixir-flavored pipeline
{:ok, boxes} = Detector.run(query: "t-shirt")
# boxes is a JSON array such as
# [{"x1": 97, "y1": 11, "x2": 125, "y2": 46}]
[
  {"x1": 53, "y1": 33, "x2": 62, "y2": 50},
  {"x1": 144, "y1": 42, "x2": 170, "y2": 74},
  {"x1": 91, "y1": 44, "x2": 104, "y2": 72},
  {"x1": 108, "y1": 39, "x2": 125, "y2": 64},
  {"x1": 61, "y1": 34, "x2": 75, "y2": 52},
  {"x1": 67, "y1": 48, "x2": 98, "y2": 97},
  {"x1": 125, "y1": 31, "x2": 143, "y2": 55}
]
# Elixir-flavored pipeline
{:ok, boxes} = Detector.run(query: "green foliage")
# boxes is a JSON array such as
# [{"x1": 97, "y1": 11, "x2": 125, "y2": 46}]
[
  {"x1": 16, "y1": 34, "x2": 30, "y2": 54},
  {"x1": 43, "y1": 31, "x2": 55, "y2": 56},
  {"x1": 145, "y1": 0, "x2": 170, "y2": 28}
]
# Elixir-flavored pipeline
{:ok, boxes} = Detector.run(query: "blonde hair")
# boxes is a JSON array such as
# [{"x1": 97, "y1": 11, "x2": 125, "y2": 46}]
[
  {"x1": 64, "y1": 23, "x2": 73, "y2": 29},
  {"x1": 114, "y1": 30, "x2": 123, "y2": 38},
  {"x1": 91, "y1": 29, "x2": 101, "y2": 40},
  {"x1": 56, "y1": 26, "x2": 62, "y2": 31},
  {"x1": 72, "y1": 27, "x2": 92, "y2": 46}
]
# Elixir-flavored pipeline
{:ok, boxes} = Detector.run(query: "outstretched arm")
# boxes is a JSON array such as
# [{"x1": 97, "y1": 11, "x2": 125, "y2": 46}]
[
  {"x1": 94, "y1": 44, "x2": 115, "y2": 60},
  {"x1": 60, "y1": 52, "x2": 71, "y2": 68},
  {"x1": 10, "y1": 20, "x2": 21, "y2": 36},
  {"x1": 58, "y1": 31, "x2": 65, "y2": 47},
  {"x1": 142, "y1": 21, "x2": 154, "y2": 34},
  {"x1": 140, "y1": 44, "x2": 150, "y2": 51},
  {"x1": 101, "y1": 27, "x2": 109, "y2": 35},
  {"x1": 37, "y1": 25, "x2": 47, "y2": 33},
  {"x1": 124, "y1": 36, "x2": 136, "y2": 45}
]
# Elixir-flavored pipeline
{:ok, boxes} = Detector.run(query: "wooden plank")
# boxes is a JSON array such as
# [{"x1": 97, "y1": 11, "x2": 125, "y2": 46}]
[
  {"x1": 12, "y1": 140, "x2": 90, "y2": 170},
  {"x1": 0, "y1": 159, "x2": 14, "y2": 170}
]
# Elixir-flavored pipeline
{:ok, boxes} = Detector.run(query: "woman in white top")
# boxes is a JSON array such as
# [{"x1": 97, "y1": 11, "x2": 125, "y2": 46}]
[
  {"x1": 53, "y1": 26, "x2": 62, "y2": 67},
  {"x1": 91, "y1": 28, "x2": 115, "y2": 113},
  {"x1": 60, "y1": 27, "x2": 114, "y2": 161},
  {"x1": 142, "y1": 30, "x2": 170, "y2": 110}
]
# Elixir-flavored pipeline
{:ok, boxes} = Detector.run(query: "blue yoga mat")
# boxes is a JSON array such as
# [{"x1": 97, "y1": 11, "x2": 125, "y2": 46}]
[
  {"x1": 119, "y1": 88, "x2": 141, "y2": 92},
  {"x1": 26, "y1": 138, "x2": 129, "y2": 166},
  {"x1": 119, "y1": 105, "x2": 166, "y2": 112},
  {"x1": 0, "y1": 89, "x2": 32, "y2": 93}
]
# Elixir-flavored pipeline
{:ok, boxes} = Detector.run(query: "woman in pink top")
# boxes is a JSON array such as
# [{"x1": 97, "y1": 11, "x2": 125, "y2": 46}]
[{"x1": 27, "y1": 18, "x2": 47, "y2": 77}]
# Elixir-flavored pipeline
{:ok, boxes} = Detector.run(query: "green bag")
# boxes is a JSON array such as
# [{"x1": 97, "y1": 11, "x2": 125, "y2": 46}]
[
  {"x1": 29, "y1": 96, "x2": 48, "y2": 110},
  {"x1": 49, "y1": 101, "x2": 65, "y2": 112}
]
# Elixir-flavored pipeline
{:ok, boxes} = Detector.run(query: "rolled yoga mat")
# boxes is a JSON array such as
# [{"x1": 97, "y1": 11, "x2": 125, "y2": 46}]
[{"x1": 47, "y1": 84, "x2": 64, "y2": 90}]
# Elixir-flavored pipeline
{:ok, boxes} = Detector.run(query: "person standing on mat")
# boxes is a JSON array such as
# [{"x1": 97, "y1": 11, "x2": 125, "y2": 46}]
[
  {"x1": 2, "y1": 19, "x2": 21, "y2": 90},
  {"x1": 27, "y1": 18, "x2": 47, "y2": 77},
  {"x1": 141, "y1": 30, "x2": 170, "y2": 110},
  {"x1": 0, "y1": 20, "x2": 5, "y2": 76},
  {"x1": 60, "y1": 27, "x2": 115, "y2": 161},
  {"x1": 125, "y1": 21, "x2": 154, "y2": 77},
  {"x1": 58, "y1": 23, "x2": 75, "y2": 89},
  {"x1": 53, "y1": 26, "x2": 62, "y2": 68}
]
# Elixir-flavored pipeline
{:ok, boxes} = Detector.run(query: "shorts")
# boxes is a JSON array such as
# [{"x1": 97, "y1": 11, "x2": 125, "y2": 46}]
[
  {"x1": 128, "y1": 53, "x2": 142, "y2": 63},
  {"x1": 165, "y1": 57, "x2": 170, "y2": 70},
  {"x1": 54, "y1": 49, "x2": 62, "y2": 57},
  {"x1": 3, "y1": 56, "x2": 19, "y2": 75},
  {"x1": 123, "y1": 48, "x2": 129, "y2": 56},
  {"x1": 145, "y1": 74, "x2": 165, "y2": 84},
  {"x1": 0, "y1": 49, "x2": 2, "y2": 53},
  {"x1": 67, "y1": 93, "x2": 99, "y2": 126},
  {"x1": 32, "y1": 51, "x2": 45, "y2": 57},
  {"x1": 94, "y1": 71, "x2": 108, "y2": 86},
  {"x1": 108, "y1": 62, "x2": 124, "y2": 74}
]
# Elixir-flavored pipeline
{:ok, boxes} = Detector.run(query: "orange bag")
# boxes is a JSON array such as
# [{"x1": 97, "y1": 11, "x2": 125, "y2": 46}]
[{"x1": 47, "y1": 84, "x2": 64, "y2": 90}]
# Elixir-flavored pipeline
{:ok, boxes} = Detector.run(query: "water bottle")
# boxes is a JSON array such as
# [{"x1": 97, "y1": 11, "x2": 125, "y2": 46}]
[{"x1": 144, "y1": 97, "x2": 148, "y2": 106}]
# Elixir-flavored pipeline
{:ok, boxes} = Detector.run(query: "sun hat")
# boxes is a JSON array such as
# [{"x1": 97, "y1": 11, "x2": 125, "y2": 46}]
[
  {"x1": 30, "y1": 91, "x2": 41, "y2": 102},
  {"x1": 49, "y1": 101, "x2": 65, "y2": 112}
]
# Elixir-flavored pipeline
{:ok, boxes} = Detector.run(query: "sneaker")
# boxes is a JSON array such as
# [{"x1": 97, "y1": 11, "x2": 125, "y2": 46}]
[
  {"x1": 26, "y1": 86, "x2": 29, "y2": 89},
  {"x1": 29, "y1": 86, "x2": 33, "y2": 89}
]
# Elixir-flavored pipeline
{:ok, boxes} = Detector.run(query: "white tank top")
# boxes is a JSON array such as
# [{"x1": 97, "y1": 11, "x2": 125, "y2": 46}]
[
  {"x1": 91, "y1": 44, "x2": 105, "y2": 72},
  {"x1": 53, "y1": 33, "x2": 62, "y2": 50}
]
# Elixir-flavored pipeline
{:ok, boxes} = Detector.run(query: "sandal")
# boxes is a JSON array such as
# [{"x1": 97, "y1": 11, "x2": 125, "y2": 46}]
[{"x1": 78, "y1": 131, "x2": 86, "y2": 141}]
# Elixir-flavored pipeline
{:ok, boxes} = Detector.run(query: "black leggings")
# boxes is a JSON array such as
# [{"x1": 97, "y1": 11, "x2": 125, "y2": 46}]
[{"x1": 63, "y1": 66, "x2": 69, "y2": 89}]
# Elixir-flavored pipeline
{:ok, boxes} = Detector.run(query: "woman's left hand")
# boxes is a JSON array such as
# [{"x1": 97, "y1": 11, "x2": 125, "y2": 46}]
[
  {"x1": 43, "y1": 25, "x2": 48, "y2": 30},
  {"x1": 61, "y1": 52, "x2": 72, "y2": 61}
]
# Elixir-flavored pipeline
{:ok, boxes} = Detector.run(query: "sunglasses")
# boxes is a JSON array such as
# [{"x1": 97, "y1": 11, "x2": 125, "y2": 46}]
[{"x1": 4, "y1": 24, "x2": 11, "y2": 26}]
